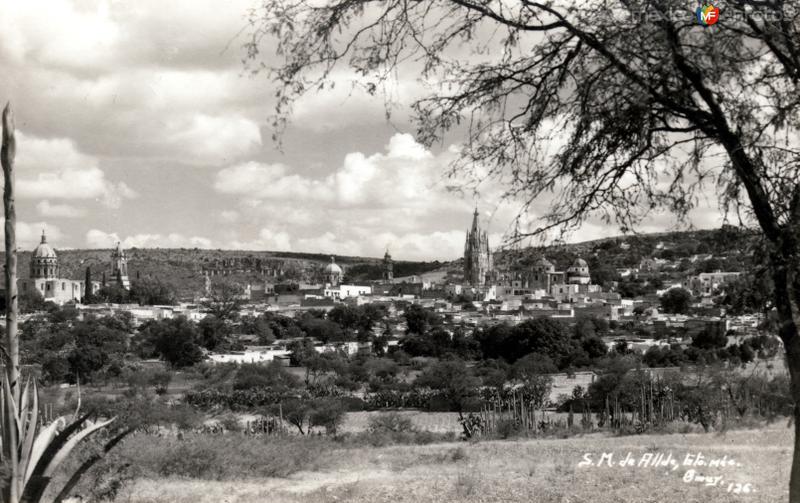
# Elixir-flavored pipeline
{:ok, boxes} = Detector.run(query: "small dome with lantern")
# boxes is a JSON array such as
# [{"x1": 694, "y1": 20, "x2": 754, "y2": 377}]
[
  {"x1": 324, "y1": 256, "x2": 343, "y2": 275},
  {"x1": 324, "y1": 256, "x2": 343, "y2": 286},
  {"x1": 30, "y1": 230, "x2": 59, "y2": 279}
]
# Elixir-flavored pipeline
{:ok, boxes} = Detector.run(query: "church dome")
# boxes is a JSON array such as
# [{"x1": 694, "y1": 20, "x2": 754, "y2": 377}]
[
  {"x1": 32, "y1": 231, "x2": 57, "y2": 259},
  {"x1": 534, "y1": 257, "x2": 555, "y2": 271},
  {"x1": 572, "y1": 258, "x2": 588, "y2": 268},
  {"x1": 569, "y1": 258, "x2": 590, "y2": 276},
  {"x1": 324, "y1": 257, "x2": 343, "y2": 275}
]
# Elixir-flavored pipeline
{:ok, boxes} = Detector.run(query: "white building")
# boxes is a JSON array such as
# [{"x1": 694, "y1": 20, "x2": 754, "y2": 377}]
[
  {"x1": 17, "y1": 231, "x2": 86, "y2": 305},
  {"x1": 323, "y1": 284, "x2": 372, "y2": 300},
  {"x1": 208, "y1": 348, "x2": 291, "y2": 364}
]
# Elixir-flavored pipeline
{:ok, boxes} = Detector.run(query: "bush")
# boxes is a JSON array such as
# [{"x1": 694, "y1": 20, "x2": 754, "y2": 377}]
[
  {"x1": 495, "y1": 418, "x2": 522, "y2": 439},
  {"x1": 149, "y1": 370, "x2": 173, "y2": 395},
  {"x1": 218, "y1": 414, "x2": 243, "y2": 432},
  {"x1": 309, "y1": 398, "x2": 346, "y2": 435},
  {"x1": 109, "y1": 435, "x2": 331, "y2": 483},
  {"x1": 349, "y1": 429, "x2": 454, "y2": 448},
  {"x1": 233, "y1": 361, "x2": 300, "y2": 391},
  {"x1": 368, "y1": 412, "x2": 415, "y2": 434},
  {"x1": 158, "y1": 445, "x2": 219, "y2": 479}
]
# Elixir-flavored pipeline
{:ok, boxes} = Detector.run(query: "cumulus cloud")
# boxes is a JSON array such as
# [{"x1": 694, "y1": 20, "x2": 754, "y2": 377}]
[
  {"x1": 211, "y1": 133, "x2": 514, "y2": 259},
  {"x1": 160, "y1": 114, "x2": 262, "y2": 164},
  {"x1": 219, "y1": 210, "x2": 240, "y2": 223},
  {"x1": 0, "y1": 0, "x2": 120, "y2": 69},
  {"x1": 15, "y1": 132, "x2": 138, "y2": 208},
  {"x1": 36, "y1": 200, "x2": 86, "y2": 218},
  {"x1": 214, "y1": 134, "x2": 458, "y2": 209},
  {"x1": 86, "y1": 229, "x2": 213, "y2": 249},
  {"x1": 215, "y1": 162, "x2": 335, "y2": 202},
  {"x1": 1, "y1": 221, "x2": 64, "y2": 251},
  {"x1": 228, "y1": 228, "x2": 293, "y2": 252}
]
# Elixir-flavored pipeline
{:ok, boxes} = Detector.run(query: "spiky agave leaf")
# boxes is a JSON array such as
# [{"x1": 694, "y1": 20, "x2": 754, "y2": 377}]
[
  {"x1": 51, "y1": 427, "x2": 134, "y2": 503},
  {"x1": 1, "y1": 374, "x2": 119, "y2": 503},
  {"x1": 2, "y1": 369, "x2": 24, "y2": 498},
  {"x1": 40, "y1": 417, "x2": 115, "y2": 479},
  {"x1": 18, "y1": 379, "x2": 40, "y2": 493},
  {"x1": 21, "y1": 413, "x2": 116, "y2": 503},
  {"x1": 22, "y1": 416, "x2": 64, "y2": 487}
]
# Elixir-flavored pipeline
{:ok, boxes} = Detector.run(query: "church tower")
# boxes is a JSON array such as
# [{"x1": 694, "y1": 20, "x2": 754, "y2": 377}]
[
  {"x1": 383, "y1": 248, "x2": 394, "y2": 282},
  {"x1": 324, "y1": 256, "x2": 343, "y2": 286},
  {"x1": 463, "y1": 208, "x2": 493, "y2": 286},
  {"x1": 111, "y1": 242, "x2": 131, "y2": 290},
  {"x1": 31, "y1": 230, "x2": 58, "y2": 279}
]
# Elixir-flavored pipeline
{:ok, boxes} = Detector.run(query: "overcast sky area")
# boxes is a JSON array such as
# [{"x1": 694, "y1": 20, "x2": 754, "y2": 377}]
[{"x1": 0, "y1": 0, "x2": 727, "y2": 261}]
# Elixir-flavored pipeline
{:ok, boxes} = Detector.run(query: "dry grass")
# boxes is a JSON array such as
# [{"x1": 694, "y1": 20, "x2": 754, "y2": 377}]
[{"x1": 92, "y1": 424, "x2": 791, "y2": 503}]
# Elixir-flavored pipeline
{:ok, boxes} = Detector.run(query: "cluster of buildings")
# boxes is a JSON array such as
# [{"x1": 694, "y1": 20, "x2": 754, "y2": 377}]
[
  {"x1": 6, "y1": 231, "x2": 129, "y2": 305},
  {"x1": 217, "y1": 208, "x2": 747, "y2": 331},
  {"x1": 3, "y1": 210, "x2": 757, "y2": 364}
]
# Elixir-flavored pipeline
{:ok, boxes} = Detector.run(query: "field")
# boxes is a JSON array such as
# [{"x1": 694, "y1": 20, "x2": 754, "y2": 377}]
[{"x1": 95, "y1": 423, "x2": 790, "y2": 503}]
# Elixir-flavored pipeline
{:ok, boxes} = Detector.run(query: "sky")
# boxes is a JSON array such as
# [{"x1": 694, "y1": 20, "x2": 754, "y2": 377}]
[{"x1": 0, "y1": 0, "x2": 726, "y2": 261}]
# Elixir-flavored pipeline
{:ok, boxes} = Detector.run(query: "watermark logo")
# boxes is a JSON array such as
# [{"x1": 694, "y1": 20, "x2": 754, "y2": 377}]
[{"x1": 696, "y1": 2, "x2": 720, "y2": 25}]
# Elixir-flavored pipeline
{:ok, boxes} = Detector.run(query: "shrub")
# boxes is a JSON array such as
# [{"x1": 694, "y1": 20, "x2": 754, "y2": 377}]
[
  {"x1": 367, "y1": 412, "x2": 415, "y2": 434},
  {"x1": 309, "y1": 398, "x2": 346, "y2": 435},
  {"x1": 158, "y1": 445, "x2": 219, "y2": 479},
  {"x1": 495, "y1": 418, "x2": 522, "y2": 439},
  {"x1": 149, "y1": 370, "x2": 172, "y2": 395},
  {"x1": 218, "y1": 414, "x2": 243, "y2": 432},
  {"x1": 233, "y1": 361, "x2": 300, "y2": 391},
  {"x1": 105, "y1": 435, "x2": 331, "y2": 483}
]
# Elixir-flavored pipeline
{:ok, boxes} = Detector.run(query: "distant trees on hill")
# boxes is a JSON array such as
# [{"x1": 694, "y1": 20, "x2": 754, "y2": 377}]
[
  {"x1": 21, "y1": 310, "x2": 132, "y2": 384},
  {"x1": 136, "y1": 317, "x2": 205, "y2": 368},
  {"x1": 472, "y1": 317, "x2": 608, "y2": 370},
  {"x1": 94, "y1": 277, "x2": 177, "y2": 306}
]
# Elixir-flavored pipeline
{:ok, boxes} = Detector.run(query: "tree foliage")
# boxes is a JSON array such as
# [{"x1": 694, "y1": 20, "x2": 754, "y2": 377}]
[
  {"x1": 660, "y1": 287, "x2": 692, "y2": 314},
  {"x1": 137, "y1": 317, "x2": 204, "y2": 368}
]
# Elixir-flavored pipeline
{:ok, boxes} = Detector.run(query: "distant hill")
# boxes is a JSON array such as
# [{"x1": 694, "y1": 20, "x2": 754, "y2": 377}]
[
  {"x1": 0, "y1": 226, "x2": 757, "y2": 300},
  {"x1": 0, "y1": 248, "x2": 444, "y2": 300},
  {"x1": 493, "y1": 226, "x2": 759, "y2": 272}
]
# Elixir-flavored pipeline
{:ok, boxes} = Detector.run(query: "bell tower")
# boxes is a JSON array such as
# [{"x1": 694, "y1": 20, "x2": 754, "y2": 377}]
[
  {"x1": 111, "y1": 242, "x2": 131, "y2": 290},
  {"x1": 383, "y1": 248, "x2": 394, "y2": 282}
]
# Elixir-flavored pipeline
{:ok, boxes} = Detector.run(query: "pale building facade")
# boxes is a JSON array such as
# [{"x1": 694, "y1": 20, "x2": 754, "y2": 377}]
[{"x1": 18, "y1": 231, "x2": 84, "y2": 305}]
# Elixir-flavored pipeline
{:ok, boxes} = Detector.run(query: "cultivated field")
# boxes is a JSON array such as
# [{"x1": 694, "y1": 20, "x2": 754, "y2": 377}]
[{"x1": 105, "y1": 424, "x2": 791, "y2": 503}]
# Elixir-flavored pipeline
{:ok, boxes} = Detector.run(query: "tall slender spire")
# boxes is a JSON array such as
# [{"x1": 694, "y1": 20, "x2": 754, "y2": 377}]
[
  {"x1": 40, "y1": 229, "x2": 46, "y2": 244},
  {"x1": 464, "y1": 206, "x2": 493, "y2": 286},
  {"x1": 471, "y1": 206, "x2": 480, "y2": 233}
]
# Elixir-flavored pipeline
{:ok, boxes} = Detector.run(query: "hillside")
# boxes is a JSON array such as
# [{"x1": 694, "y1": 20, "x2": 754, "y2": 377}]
[
  {"x1": 0, "y1": 226, "x2": 757, "y2": 300},
  {"x1": 493, "y1": 226, "x2": 759, "y2": 272},
  {"x1": 0, "y1": 248, "x2": 444, "y2": 299}
]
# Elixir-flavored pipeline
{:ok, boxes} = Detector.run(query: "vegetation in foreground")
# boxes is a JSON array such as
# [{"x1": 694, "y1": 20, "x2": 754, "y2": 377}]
[{"x1": 53, "y1": 422, "x2": 790, "y2": 503}]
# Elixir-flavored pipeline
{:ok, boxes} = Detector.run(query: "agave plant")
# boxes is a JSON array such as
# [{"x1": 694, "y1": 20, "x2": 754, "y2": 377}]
[
  {"x1": 1, "y1": 103, "x2": 126, "y2": 503},
  {"x1": 1, "y1": 377, "x2": 119, "y2": 503}
]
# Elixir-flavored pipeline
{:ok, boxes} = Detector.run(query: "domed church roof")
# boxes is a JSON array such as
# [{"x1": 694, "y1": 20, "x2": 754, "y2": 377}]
[
  {"x1": 572, "y1": 258, "x2": 588, "y2": 268},
  {"x1": 324, "y1": 256, "x2": 343, "y2": 275},
  {"x1": 569, "y1": 257, "x2": 590, "y2": 277},
  {"x1": 32, "y1": 230, "x2": 57, "y2": 259}
]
